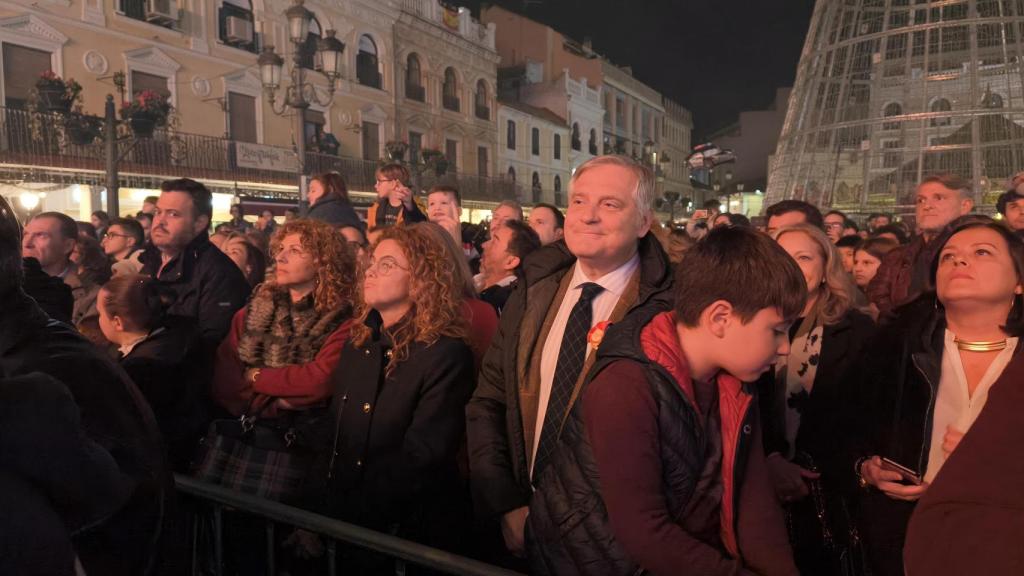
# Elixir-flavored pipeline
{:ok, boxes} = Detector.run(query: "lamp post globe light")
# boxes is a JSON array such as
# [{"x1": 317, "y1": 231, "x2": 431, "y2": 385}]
[{"x1": 258, "y1": 0, "x2": 345, "y2": 201}]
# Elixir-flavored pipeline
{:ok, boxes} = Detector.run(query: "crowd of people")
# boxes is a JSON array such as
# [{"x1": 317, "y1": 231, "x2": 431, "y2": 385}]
[{"x1": 3, "y1": 155, "x2": 1024, "y2": 576}]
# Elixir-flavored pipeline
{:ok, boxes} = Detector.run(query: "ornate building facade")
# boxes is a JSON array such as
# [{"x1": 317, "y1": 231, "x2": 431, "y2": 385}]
[
  {"x1": 767, "y1": 0, "x2": 1024, "y2": 216},
  {"x1": 0, "y1": 0, "x2": 512, "y2": 221}
]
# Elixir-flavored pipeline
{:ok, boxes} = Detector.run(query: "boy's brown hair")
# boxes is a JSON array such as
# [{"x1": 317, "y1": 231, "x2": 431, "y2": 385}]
[
  {"x1": 428, "y1": 184, "x2": 461, "y2": 206},
  {"x1": 675, "y1": 226, "x2": 807, "y2": 327},
  {"x1": 377, "y1": 162, "x2": 410, "y2": 185}
]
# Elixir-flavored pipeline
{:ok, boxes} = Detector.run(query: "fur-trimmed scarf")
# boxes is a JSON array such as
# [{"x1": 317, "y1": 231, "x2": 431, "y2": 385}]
[{"x1": 237, "y1": 284, "x2": 350, "y2": 368}]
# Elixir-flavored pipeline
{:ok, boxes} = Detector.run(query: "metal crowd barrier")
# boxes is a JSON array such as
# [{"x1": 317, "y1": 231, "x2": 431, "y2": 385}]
[{"x1": 174, "y1": 474, "x2": 526, "y2": 576}]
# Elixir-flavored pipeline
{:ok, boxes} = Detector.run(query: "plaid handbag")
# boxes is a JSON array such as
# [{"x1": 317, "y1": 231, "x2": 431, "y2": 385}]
[{"x1": 192, "y1": 396, "x2": 316, "y2": 502}]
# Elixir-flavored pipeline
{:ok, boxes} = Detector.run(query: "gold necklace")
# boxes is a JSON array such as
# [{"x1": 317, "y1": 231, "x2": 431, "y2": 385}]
[{"x1": 954, "y1": 337, "x2": 1008, "y2": 352}]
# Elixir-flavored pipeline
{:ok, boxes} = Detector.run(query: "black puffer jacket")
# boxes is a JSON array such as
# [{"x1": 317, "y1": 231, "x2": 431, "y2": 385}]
[
  {"x1": 526, "y1": 306, "x2": 797, "y2": 576},
  {"x1": 466, "y1": 234, "x2": 673, "y2": 520},
  {"x1": 0, "y1": 293, "x2": 170, "y2": 576},
  {"x1": 139, "y1": 232, "x2": 250, "y2": 347},
  {"x1": 526, "y1": 304, "x2": 672, "y2": 576}
]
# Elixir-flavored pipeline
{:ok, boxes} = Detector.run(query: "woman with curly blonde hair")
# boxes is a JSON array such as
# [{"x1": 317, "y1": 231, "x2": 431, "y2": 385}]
[
  {"x1": 211, "y1": 218, "x2": 358, "y2": 419},
  {"x1": 755, "y1": 223, "x2": 875, "y2": 574},
  {"x1": 323, "y1": 223, "x2": 475, "y2": 568}
]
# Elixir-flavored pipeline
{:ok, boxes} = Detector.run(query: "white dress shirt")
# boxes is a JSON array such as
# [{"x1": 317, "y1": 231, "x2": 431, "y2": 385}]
[
  {"x1": 474, "y1": 272, "x2": 517, "y2": 292},
  {"x1": 924, "y1": 330, "x2": 1018, "y2": 483},
  {"x1": 530, "y1": 253, "x2": 640, "y2": 474}
]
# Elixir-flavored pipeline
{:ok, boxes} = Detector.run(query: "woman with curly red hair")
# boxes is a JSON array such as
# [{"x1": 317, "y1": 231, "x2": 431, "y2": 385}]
[
  {"x1": 211, "y1": 219, "x2": 358, "y2": 419},
  {"x1": 323, "y1": 223, "x2": 475, "y2": 570}
]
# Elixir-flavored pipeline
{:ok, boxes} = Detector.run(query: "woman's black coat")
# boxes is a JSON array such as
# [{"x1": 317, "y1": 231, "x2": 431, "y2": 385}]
[
  {"x1": 757, "y1": 308, "x2": 875, "y2": 473},
  {"x1": 838, "y1": 296, "x2": 1016, "y2": 576},
  {"x1": 324, "y1": 313, "x2": 476, "y2": 547}
]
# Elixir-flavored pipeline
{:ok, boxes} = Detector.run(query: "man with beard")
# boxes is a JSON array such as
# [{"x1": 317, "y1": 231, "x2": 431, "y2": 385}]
[{"x1": 139, "y1": 178, "x2": 250, "y2": 346}]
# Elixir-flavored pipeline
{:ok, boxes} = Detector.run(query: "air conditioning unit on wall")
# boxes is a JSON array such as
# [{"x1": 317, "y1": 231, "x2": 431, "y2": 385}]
[
  {"x1": 226, "y1": 16, "x2": 254, "y2": 45},
  {"x1": 146, "y1": 0, "x2": 177, "y2": 25}
]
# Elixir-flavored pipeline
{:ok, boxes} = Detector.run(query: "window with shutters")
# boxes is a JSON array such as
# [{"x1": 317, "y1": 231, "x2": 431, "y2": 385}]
[
  {"x1": 446, "y1": 138, "x2": 458, "y2": 171},
  {"x1": 478, "y1": 146, "x2": 488, "y2": 177},
  {"x1": 408, "y1": 131, "x2": 422, "y2": 164},
  {"x1": 304, "y1": 109, "x2": 325, "y2": 147},
  {"x1": 362, "y1": 121, "x2": 380, "y2": 160},
  {"x1": 2, "y1": 44, "x2": 52, "y2": 109},
  {"x1": 131, "y1": 70, "x2": 171, "y2": 99},
  {"x1": 227, "y1": 92, "x2": 257, "y2": 143}
]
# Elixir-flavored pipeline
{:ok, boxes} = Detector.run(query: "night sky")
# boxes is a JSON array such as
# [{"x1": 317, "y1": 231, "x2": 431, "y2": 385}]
[{"x1": 469, "y1": 0, "x2": 818, "y2": 139}]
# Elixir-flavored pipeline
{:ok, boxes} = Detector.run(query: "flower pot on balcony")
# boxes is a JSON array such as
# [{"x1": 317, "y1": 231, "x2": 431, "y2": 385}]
[
  {"x1": 38, "y1": 88, "x2": 71, "y2": 114},
  {"x1": 129, "y1": 114, "x2": 157, "y2": 138},
  {"x1": 66, "y1": 122, "x2": 98, "y2": 145},
  {"x1": 433, "y1": 158, "x2": 449, "y2": 176}
]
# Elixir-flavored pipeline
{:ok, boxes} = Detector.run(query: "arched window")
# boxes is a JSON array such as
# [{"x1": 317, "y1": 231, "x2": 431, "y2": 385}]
[
  {"x1": 983, "y1": 91, "x2": 1004, "y2": 109},
  {"x1": 219, "y1": 0, "x2": 256, "y2": 53},
  {"x1": 357, "y1": 34, "x2": 381, "y2": 89},
  {"x1": 507, "y1": 120, "x2": 516, "y2": 150},
  {"x1": 475, "y1": 79, "x2": 489, "y2": 120},
  {"x1": 299, "y1": 17, "x2": 322, "y2": 70},
  {"x1": 571, "y1": 123, "x2": 581, "y2": 150},
  {"x1": 929, "y1": 98, "x2": 952, "y2": 127},
  {"x1": 405, "y1": 53, "x2": 424, "y2": 101},
  {"x1": 882, "y1": 102, "x2": 902, "y2": 130},
  {"x1": 554, "y1": 175, "x2": 562, "y2": 192},
  {"x1": 589, "y1": 128, "x2": 598, "y2": 154},
  {"x1": 532, "y1": 172, "x2": 542, "y2": 203},
  {"x1": 508, "y1": 166, "x2": 516, "y2": 182},
  {"x1": 554, "y1": 175, "x2": 563, "y2": 206},
  {"x1": 443, "y1": 68, "x2": 460, "y2": 112}
]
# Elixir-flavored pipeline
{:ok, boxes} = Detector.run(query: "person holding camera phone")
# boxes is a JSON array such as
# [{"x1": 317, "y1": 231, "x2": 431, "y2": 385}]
[
  {"x1": 844, "y1": 216, "x2": 1024, "y2": 576},
  {"x1": 366, "y1": 163, "x2": 427, "y2": 232}
]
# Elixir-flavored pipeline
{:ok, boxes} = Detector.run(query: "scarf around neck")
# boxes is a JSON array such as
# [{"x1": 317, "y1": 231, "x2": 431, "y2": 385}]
[
  {"x1": 775, "y1": 310, "x2": 824, "y2": 460},
  {"x1": 237, "y1": 284, "x2": 350, "y2": 368}
]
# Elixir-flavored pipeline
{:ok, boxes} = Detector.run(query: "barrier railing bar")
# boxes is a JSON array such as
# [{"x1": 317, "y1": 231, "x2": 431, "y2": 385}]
[{"x1": 174, "y1": 474, "x2": 526, "y2": 576}]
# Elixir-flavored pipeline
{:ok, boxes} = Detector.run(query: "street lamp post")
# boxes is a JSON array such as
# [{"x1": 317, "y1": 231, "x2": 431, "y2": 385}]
[
  {"x1": 257, "y1": 0, "x2": 345, "y2": 202},
  {"x1": 663, "y1": 190, "x2": 680, "y2": 223}
]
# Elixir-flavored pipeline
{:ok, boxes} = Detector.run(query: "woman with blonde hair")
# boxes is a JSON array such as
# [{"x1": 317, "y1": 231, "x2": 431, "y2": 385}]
[
  {"x1": 756, "y1": 223, "x2": 875, "y2": 575},
  {"x1": 324, "y1": 224, "x2": 475, "y2": 571}
]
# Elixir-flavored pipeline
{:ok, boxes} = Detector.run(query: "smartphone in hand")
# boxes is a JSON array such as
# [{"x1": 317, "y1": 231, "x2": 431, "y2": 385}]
[{"x1": 880, "y1": 457, "x2": 923, "y2": 485}]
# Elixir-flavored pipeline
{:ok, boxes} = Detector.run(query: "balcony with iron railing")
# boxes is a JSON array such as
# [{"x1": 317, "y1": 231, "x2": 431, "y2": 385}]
[
  {"x1": 443, "y1": 95, "x2": 461, "y2": 113},
  {"x1": 406, "y1": 83, "x2": 426, "y2": 102},
  {"x1": 0, "y1": 106, "x2": 518, "y2": 202},
  {"x1": 400, "y1": 0, "x2": 496, "y2": 50}
]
